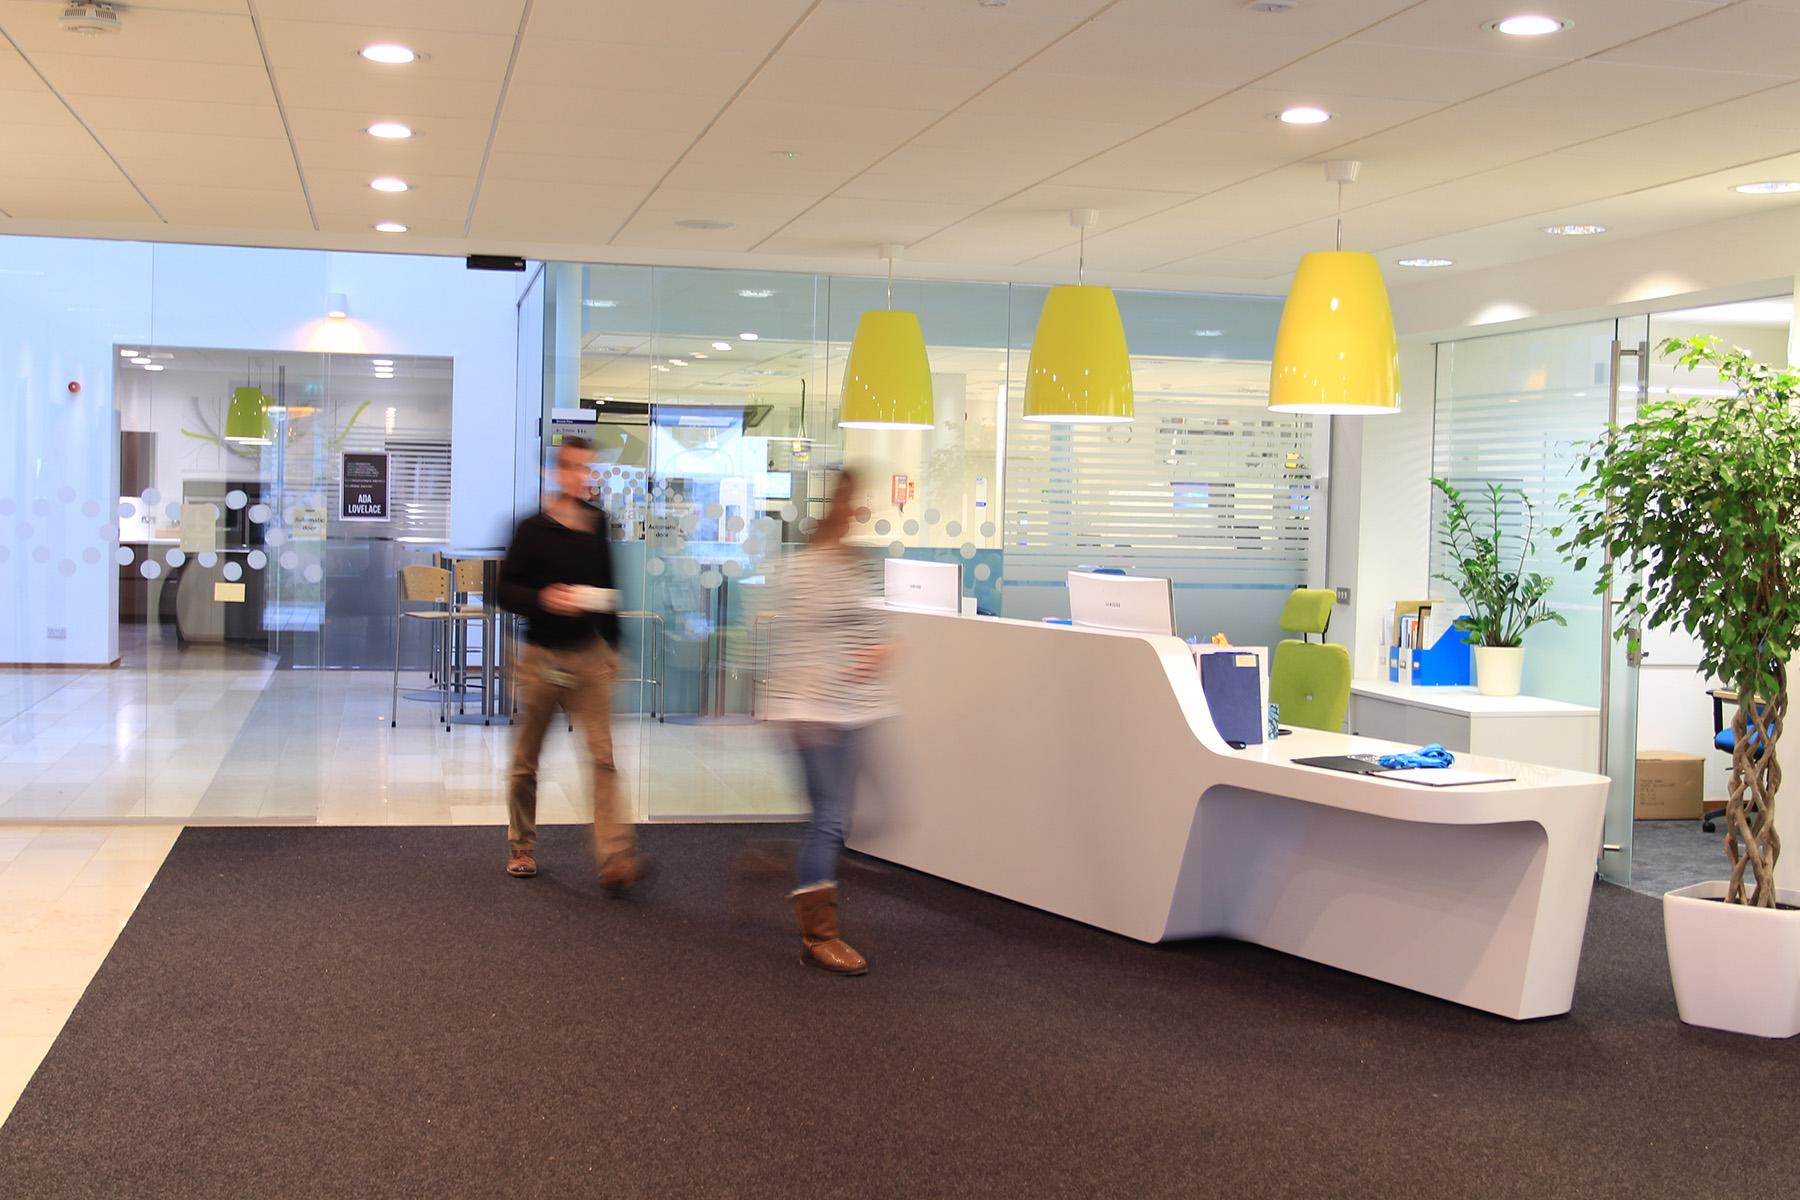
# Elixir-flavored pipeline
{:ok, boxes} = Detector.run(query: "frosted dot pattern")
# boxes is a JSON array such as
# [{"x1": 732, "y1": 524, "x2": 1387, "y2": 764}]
[
  {"x1": 116, "y1": 547, "x2": 135, "y2": 566},
  {"x1": 280, "y1": 552, "x2": 299, "y2": 571},
  {"x1": 166, "y1": 549, "x2": 186, "y2": 568},
  {"x1": 946, "y1": 521, "x2": 962, "y2": 537},
  {"x1": 82, "y1": 547, "x2": 101, "y2": 564},
  {"x1": 198, "y1": 552, "x2": 217, "y2": 568},
  {"x1": 225, "y1": 490, "x2": 247, "y2": 510},
  {"x1": 904, "y1": 520, "x2": 920, "y2": 536},
  {"x1": 924, "y1": 509, "x2": 940, "y2": 525},
  {"x1": 58, "y1": 560, "x2": 76, "y2": 577},
  {"x1": 974, "y1": 563, "x2": 992, "y2": 582},
  {"x1": 32, "y1": 545, "x2": 50, "y2": 564},
  {"x1": 303, "y1": 564, "x2": 324, "y2": 584},
  {"x1": 223, "y1": 561, "x2": 243, "y2": 582},
  {"x1": 140, "y1": 560, "x2": 161, "y2": 580},
  {"x1": 248, "y1": 550, "x2": 267, "y2": 570},
  {"x1": 959, "y1": 542, "x2": 977, "y2": 559},
  {"x1": 248, "y1": 504, "x2": 271, "y2": 524},
  {"x1": 874, "y1": 519, "x2": 891, "y2": 536}
]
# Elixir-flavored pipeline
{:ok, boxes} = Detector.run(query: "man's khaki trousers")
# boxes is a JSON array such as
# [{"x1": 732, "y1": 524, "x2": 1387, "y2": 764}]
[{"x1": 507, "y1": 638, "x2": 633, "y2": 867}]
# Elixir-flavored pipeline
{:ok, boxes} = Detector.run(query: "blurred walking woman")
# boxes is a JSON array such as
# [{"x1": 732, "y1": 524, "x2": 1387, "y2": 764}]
[{"x1": 766, "y1": 468, "x2": 894, "y2": 976}]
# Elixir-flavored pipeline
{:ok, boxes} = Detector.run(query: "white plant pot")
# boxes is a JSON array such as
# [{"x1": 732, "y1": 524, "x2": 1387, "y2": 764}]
[
  {"x1": 1473, "y1": 646, "x2": 1524, "y2": 696},
  {"x1": 1664, "y1": 881, "x2": 1800, "y2": 1038}
]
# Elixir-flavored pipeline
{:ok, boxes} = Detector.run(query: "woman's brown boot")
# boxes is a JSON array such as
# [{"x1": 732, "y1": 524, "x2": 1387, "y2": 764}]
[{"x1": 790, "y1": 883, "x2": 868, "y2": 975}]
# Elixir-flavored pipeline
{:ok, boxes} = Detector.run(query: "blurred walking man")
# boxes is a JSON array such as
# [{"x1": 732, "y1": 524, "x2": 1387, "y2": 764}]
[{"x1": 497, "y1": 436, "x2": 643, "y2": 894}]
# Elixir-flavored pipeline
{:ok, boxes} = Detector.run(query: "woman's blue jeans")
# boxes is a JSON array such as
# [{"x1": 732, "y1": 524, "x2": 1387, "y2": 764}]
[{"x1": 792, "y1": 723, "x2": 865, "y2": 889}]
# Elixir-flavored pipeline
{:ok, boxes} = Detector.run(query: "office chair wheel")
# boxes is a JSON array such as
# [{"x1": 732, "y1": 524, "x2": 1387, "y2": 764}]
[{"x1": 1702, "y1": 820, "x2": 1715, "y2": 833}]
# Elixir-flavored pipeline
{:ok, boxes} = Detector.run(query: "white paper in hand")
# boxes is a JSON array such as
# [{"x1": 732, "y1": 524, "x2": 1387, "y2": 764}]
[{"x1": 569, "y1": 586, "x2": 619, "y2": 613}]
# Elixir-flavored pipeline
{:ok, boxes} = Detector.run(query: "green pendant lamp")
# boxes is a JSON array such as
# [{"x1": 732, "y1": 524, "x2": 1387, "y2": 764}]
[
  {"x1": 225, "y1": 386, "x2": 272, "y2": 445},
  {"x1": 1268, "y1": 161, "x2": 1399, "y2": 415},
  {"x1": 1024, "y1": 209, "x2": 1134, "y2": 424},
  {"x1": 839, "y1": 243, "x2": 933, "y2": 430}
]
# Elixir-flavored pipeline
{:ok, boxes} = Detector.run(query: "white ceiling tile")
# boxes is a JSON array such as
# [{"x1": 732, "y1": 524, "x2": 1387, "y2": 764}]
[
  {"x1": 484, "y1": 151, "x2": 669, "y2": 190},
  {"x1": 837, "y1": 169, "x2": 1036, "y2": 208},
  {"x1": 291, "y1": 133, "x2": 487, "y2": 176},
  {"x1": 0, "y1": 150, "x2": 123, "y2": 183},
  {"x1": 744, "y1": 53, "x2": 995, "y2": 113},
  {"x1": 468, "y1": 180, "x2": 644, "y2": 241},
  {"x1": 660, "y1": 159, "x2": 857, "y2": 199},
  {"x1": 260, "y1": 19, "x2": 514, "y2": 82},
  {"x1": 961, "y1": 70, "x2": 1224, "y2": 126},
  {"x1": 1253, "y1": 40, "x2": 1552, "y2": 103},
  {"x1": 0, "y1": 2, "x2": 260, "y2": 65},
  {"x1": 1101, "y1": 0, "x2": 1417, "y2": 39},
  {"x1": 305, "y1": 167, "x2": 473, "y2": 222},
  {"x1": 71, "y1": 96, "x2": 286, "y2": 139},
  {"x1": 529, "y1": 0, "x2": 817, "y2": 49},
  {"x1": 779, "y1": 0, "x2": 1107, "y2": 68},
  {"x1": 275, "y1": 68, "x2": 503, "y2": 121},
  {"x1": 0, "y1": 176, "x2": 154, "y2": 221},
  {"x1": 148, "y1": 185, "x2": 315, "y2": 229},
  {"x1": 1598, "y1": 3, "x2": 1800, "y2": 76},
  {"x1": 121, "y1": 144, "x2": 299, "y2": 189},
  {"x1": 253, "y1": 0, "x2": 527, "y2": 35},
  {"x1": 0, "y1": 87, "x2": 67, "y2": 124},
  {"x1": 1356, "y1": 0, "x2": 1732, "y2": 57},
  {"x1": 20, "y1": 54, "x2": 274, "y2": 105},
  {"x1": 508, "y1": 37, "x2": 759, "y2": 93}
]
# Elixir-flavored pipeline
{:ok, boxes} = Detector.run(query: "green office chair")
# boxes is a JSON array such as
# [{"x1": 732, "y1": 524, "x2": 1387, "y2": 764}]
[{"x1": 1269, "y1": 588, "x2": 1351, "y2": 732}]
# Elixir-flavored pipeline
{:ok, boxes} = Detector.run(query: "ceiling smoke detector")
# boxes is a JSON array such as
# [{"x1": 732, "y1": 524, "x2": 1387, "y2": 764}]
[{"x1": 60, "y1": 2, "x2": 122, "y2": 34}]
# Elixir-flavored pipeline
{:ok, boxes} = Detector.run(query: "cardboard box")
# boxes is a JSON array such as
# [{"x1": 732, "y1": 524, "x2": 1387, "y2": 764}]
[{"x1": 1636, "y1": 751, "x2": 1706, "y2": 819}]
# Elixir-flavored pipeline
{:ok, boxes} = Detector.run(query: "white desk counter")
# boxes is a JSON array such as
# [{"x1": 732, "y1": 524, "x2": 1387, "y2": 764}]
[
  {"x1": 850, "y1": 611, "x2": 1609, "y2": 1020},
  {"x1": 1349, "y1": 679, "x2": 1601, "y2": 773}
]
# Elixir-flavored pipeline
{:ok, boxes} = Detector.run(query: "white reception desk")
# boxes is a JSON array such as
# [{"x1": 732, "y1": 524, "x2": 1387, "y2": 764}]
[{"x1": 848, "y1": 611, "x2": 1610, "y2": 1020}]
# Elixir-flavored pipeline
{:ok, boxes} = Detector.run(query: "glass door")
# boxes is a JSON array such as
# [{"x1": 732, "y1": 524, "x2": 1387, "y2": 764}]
[{"x1": 1432, "y1": 316, "x2": 1645, "y2": 884}]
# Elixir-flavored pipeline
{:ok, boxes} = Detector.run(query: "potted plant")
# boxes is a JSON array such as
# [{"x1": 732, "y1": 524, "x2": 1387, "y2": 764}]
[
  {"x1": 1429, "y1": 477, "x2": 1565, "y2": 696},
  {"x1": 1561, "y1": 335, "x2": 1800, "y2": 1038}
]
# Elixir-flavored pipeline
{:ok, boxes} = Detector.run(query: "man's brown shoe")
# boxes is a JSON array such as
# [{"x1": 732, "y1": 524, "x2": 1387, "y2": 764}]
[
  {"x1": 506, "y1": 849, "x2": 537, "y2": 878},
  {"x1": 600, "y1": 852, "x2": 650, "y2": 898}
]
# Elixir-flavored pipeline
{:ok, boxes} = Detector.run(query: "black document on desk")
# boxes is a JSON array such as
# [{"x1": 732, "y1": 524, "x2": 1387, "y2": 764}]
[{"x1": 1291, "y1": 754, "x2": 1390, "y2": 775}]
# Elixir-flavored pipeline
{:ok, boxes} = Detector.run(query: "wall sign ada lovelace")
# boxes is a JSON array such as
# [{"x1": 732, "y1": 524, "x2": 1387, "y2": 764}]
[{"x1": 340, "y1": 452, "x2": 391, "y2": 522}]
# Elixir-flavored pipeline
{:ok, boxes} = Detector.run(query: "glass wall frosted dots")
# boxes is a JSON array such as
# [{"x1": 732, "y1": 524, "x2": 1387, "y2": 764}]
[{"x1": 541, "y1": 264, "x2": 1319, "y2": 820}]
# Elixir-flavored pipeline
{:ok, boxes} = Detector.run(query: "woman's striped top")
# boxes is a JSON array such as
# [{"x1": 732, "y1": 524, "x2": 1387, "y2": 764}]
[{"x1": 763, "y1": 545, "x2": 895, "y2": 726}]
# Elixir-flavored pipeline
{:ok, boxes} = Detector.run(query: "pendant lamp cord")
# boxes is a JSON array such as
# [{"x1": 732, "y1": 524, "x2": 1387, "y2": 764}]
[
  {"x1": 885, "y1": 253, "x2": 893, "y2": 310},
  {"x1": 1335, "y1": 181, "x2": 1344, "y2": 252},
  {"x1": 1078, "y1": 222, "x2": 1086, "y2": 286}
]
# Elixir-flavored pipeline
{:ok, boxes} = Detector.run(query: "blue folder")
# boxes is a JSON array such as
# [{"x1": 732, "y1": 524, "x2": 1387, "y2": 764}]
[{"x1": 1199, "y1": 652, "x2": 1263, "y2": 745}]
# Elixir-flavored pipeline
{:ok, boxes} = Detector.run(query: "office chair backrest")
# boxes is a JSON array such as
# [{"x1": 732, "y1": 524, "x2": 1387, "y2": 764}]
[
  {"x1": 1270, "y1": 640, "x2": 1352, "y2": 732},
  {"x1": 1279, "y1": 587, "x2": 1336, "y2": 637}
]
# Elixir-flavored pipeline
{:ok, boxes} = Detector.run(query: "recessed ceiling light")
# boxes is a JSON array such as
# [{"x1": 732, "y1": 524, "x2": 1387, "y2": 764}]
[
  {"x1": 1542, "y1": 223, "x2": 1606, "y2": 236},
  {"x1": 739, "y1": 331, "x2": 759, "y2": 341},
  {"x1": 373, "y1": 222, "x2": 407, "y2": 233},
  {"x1": 583, "y1": 298, "x2": 618, "y2": 308},
  {"x1": 130, "y1": 356, "x2": 152, "y2": 365},
  {"x1": 1397, "y1": 257, "x2": 1455, "y2": 268},
  {"x1": 1490, "y1": 15, "x2": 1568, "y2": 37},
  {"x1": 669, "y1": 359, "x2": 688, "y2": 367},
  {"x1": 1278, "y1": 106, "x2": 1331, "y2": 125},
  {"x1": 737, "y1": 288, "x2": 775, "y2": 299},
  {"x1": 770, "y1": 150, "x2": 800, "y2": 159},
  {"x1": 654, "y1": 364, "x2": 670, "y2": 372},
  {"x1": 119, "y1": 348, "x2": 139, "y2": 357},
  {"x1": 370, "y1": 177, "x2": 409, "y2": 193},
  {"x1": 1193, "y1": 329, "x2": 1224, "y2": 337},
  {"x1": 603, "y1": 396, "x2": 616, "y2": 403},
  {"x1": 692, "y1": 352, "x2": 709, "y2": 359},
  {"x1": 372, "y1": 360, "x2": 393, "y2": 366},
  {"x1": 675, "y1": 218, "x2": 733, "y2": 230},
  {"x1": 367, "y1": 121, "x2": 413, "y2": 140},
  {"x1": 359, "y1": 43, "x2": 417, "y2": 64},
  {"x1": 712, "y1": 341, "x2": 732, "y2": 351},
  {"x1": 1733, "y1": 181, "x2": 1800, "y2": 195},
  {"x1": 143, "y1": 364, "x2": 164, "y2": 372}
]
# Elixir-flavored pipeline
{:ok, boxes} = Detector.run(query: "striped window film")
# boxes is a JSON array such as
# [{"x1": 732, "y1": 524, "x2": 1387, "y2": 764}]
[
  {"x1": 336, "y1": 432, "x2": 451, "y2": 541},
  {"x1": 1002, "y1": 393, "x2": 1324, "y2": 642}
]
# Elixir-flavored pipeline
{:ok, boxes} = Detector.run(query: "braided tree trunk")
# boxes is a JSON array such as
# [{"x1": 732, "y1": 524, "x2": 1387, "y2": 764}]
[{"x1": 1726, "y1": 660, "x2": 1786, "y2": 906}]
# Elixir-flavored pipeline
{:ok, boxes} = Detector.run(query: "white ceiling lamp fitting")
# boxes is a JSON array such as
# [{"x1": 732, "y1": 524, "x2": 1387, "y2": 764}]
[
  {"x1": 1324, "y1": 158, "x2": 1360, "y2": 251},
  {"x1": 327, "y1": 292, "x2": 349, "y2": 320}
]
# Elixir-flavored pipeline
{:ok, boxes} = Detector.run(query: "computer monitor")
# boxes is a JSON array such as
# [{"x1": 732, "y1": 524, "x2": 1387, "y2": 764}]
[
  {"x1": 1067, "y1": 570, "x2": 1176, "y2": 637},
  {"x1": 884, "y1": 558, "x2": 962, "y2": 614}
]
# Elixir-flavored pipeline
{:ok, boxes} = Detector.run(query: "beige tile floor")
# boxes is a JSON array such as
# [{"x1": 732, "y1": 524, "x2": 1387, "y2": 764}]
[{"x1": 0, "y1": 824, "x2": 182, "y2": 1123}]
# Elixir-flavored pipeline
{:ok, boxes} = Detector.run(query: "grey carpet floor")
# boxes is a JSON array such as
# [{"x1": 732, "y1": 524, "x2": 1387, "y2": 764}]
[
  {"x1": 1, "y1": 825, "x2": 1793, "y2": 1200},
  {"x1": 1630, "y1": 818, "x2": 1736, "y2": 898}
]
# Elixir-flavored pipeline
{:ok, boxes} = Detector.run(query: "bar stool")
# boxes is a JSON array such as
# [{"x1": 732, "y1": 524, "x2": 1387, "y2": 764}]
[
  {"x1": 618, "y1": 611, "x2": 665, "y2": 721},
  {"x1": 449, "y1": 558, "x2": 488, "y2": 717},
  {"x1": 391, "y1": 565, "x2": 483, "y2": 729}
]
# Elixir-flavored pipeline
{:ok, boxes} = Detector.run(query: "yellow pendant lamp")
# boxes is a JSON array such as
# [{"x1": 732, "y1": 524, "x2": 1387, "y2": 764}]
[
  {"x1": 1269, "y1": 160, "x2": 1399, "y2": 415},
  {"x1": 839, "y1": 243, "x2": 933, "y2": 430},
  {"x1": 1024, "y1": 208, "x2": 1133, "y2": 424},
  {"x1": 225, "y1": 386, "x2": 272, "y2": 445}
]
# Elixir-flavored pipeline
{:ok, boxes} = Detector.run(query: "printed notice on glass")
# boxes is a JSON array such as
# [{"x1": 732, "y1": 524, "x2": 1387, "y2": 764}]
[{"x1": 340, "y1": 452, "x2": 390, "y2": 522}]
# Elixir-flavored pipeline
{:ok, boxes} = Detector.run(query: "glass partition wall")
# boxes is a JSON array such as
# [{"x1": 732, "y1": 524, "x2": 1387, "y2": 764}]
[{"x1": 542, "y1": 264, "x2": 1319, "y2": 820}]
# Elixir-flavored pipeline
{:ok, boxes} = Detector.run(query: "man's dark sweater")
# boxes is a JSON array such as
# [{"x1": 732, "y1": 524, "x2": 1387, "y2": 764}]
[{"x1": 497, "y1": 504, "x2": 621, "y2": 649}]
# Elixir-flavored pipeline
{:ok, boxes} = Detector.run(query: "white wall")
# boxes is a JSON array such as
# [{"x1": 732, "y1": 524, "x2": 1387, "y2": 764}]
[
  {"x1": 1328, "y1": 335, "x2": 1437, "y2": 679},
  {"x1": 0, "y1": 236, "x2": 521, "y2": 665}
]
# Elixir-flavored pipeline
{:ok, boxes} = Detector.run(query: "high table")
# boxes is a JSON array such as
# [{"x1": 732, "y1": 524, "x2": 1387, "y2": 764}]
[{"x1": 848, "y1": 611, "x2": 1610, "y2": 1020}]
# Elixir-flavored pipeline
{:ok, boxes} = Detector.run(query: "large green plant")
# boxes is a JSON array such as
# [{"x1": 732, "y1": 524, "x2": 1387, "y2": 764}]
[
  {"x1": 1561, "y1": 336, "x2": 1799, "y2": 907},
  {"x1": 1430, "y1": 477, "x2": 1565, "y2": 648}
]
